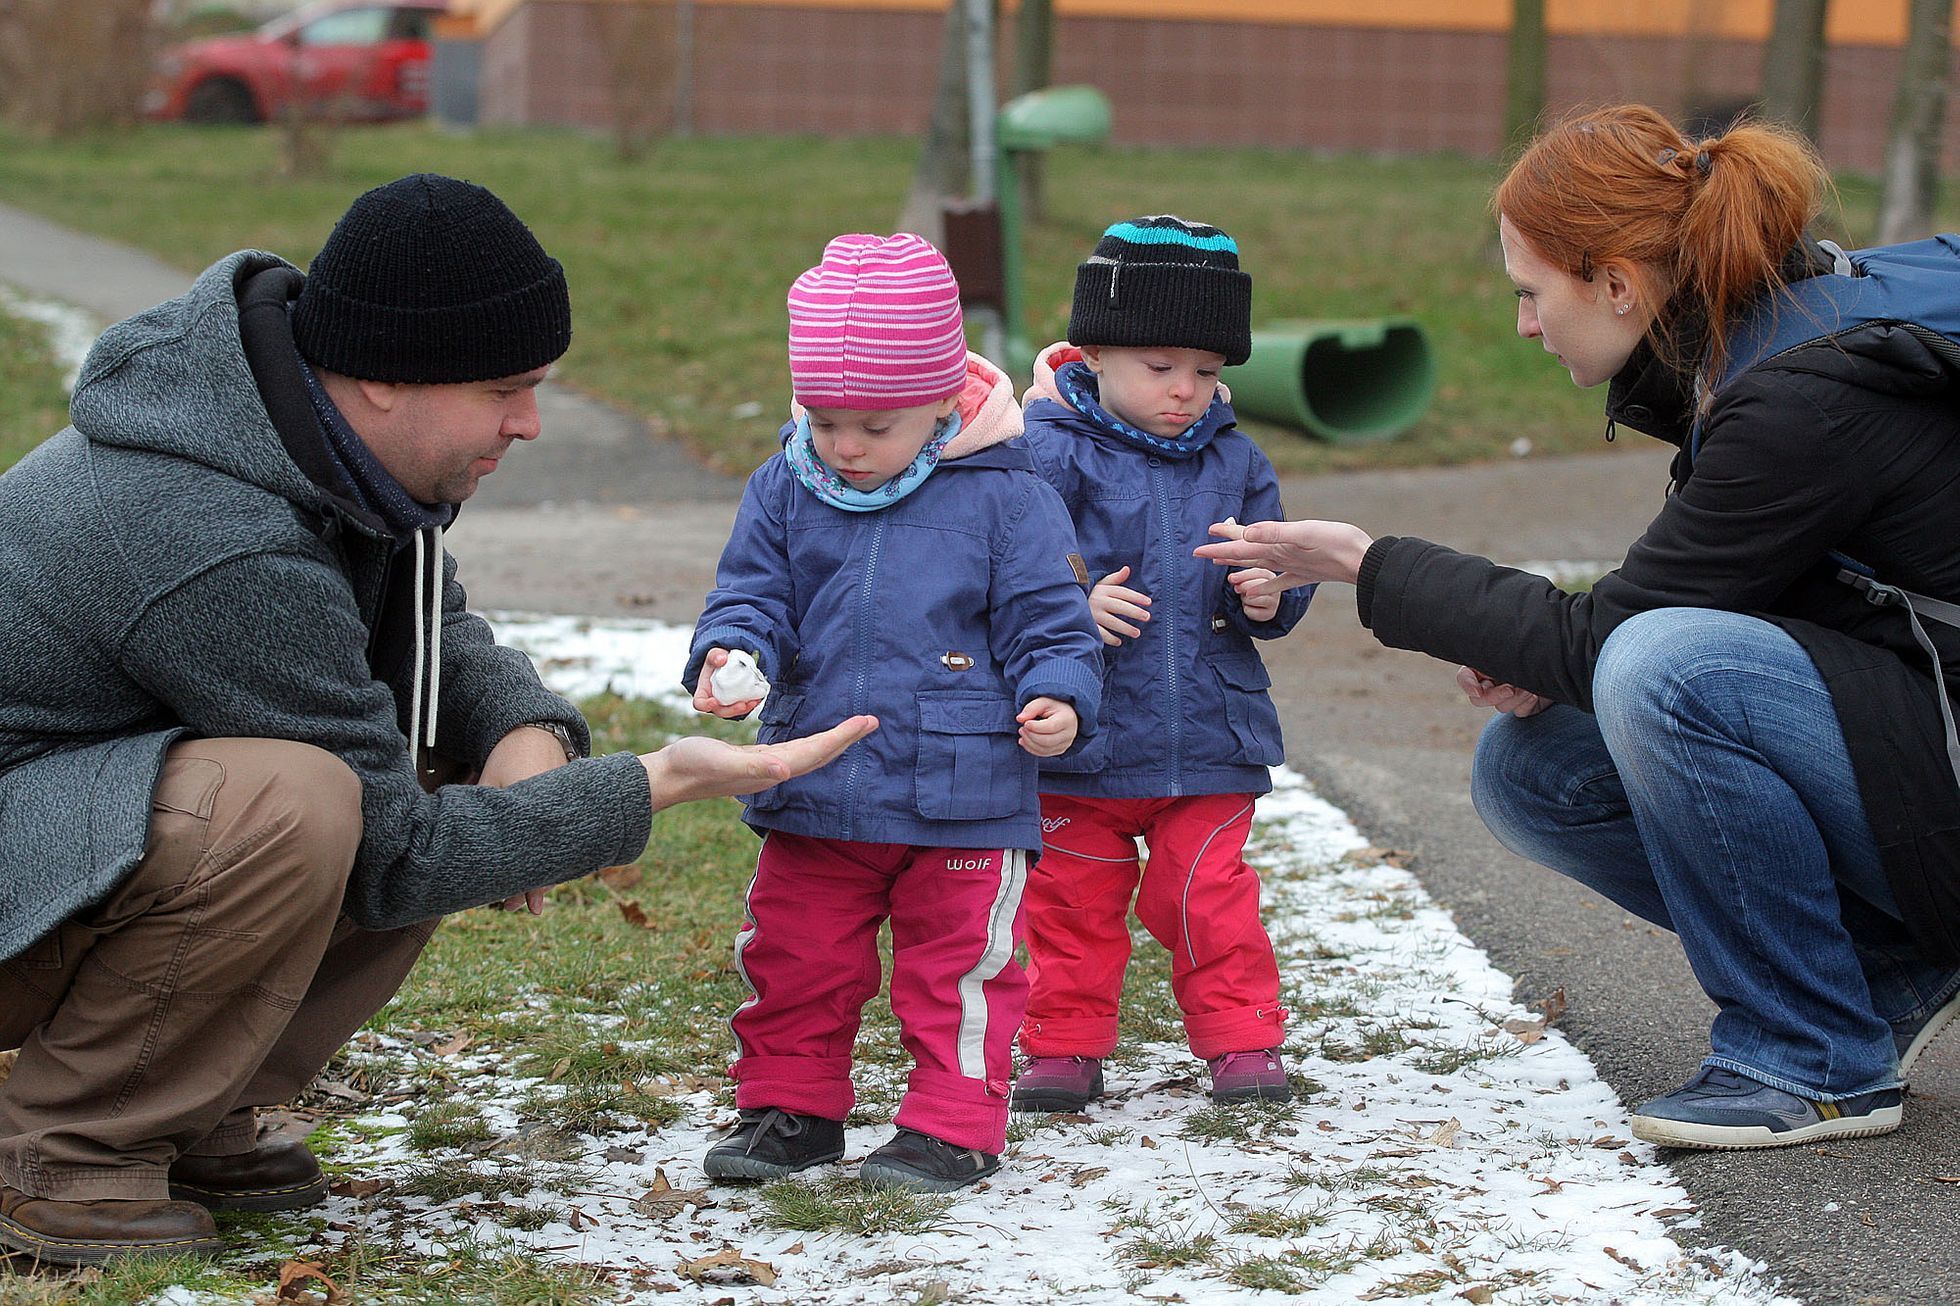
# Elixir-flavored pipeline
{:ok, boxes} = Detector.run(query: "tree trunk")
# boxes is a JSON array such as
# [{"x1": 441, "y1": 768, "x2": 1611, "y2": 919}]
[
  {"x1": 1759, "y1": 0, "x2": 1830, "y2": 139},
  {"x1": 672, "y1": 0, "x2": 695, "y2": 137},
  {"x1": 1877, "y1": 0, "x2": 1952, "y2": 244},
  {"x1": 897, "y1": 1, "x2": 975, "y2": 245},
  {"x1": 1011, "y1": 0, "x2": 1054, "y2": 222},
  {"x1": 594, "y1": 3, "x2": 675, "y2": 162},
  {"x1": 0, "y1": 0, "x2": 155, "y2": 135},
  {"x1": 1502, "y1": 0, "x2": 1546, "y2": 154}
]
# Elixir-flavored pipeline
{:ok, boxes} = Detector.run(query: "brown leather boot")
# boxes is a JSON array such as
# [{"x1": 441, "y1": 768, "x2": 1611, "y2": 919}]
[
  {"x1": 167, "y1": 1137, "x2": 328, "y2": 1212},
  {"x1": 0, "y1": 1183, "x2": 222, "y2": 1266}
]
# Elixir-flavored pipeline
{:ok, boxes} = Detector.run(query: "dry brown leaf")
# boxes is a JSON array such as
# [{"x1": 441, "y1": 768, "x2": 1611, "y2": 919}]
[
  {"x1": 645, "y1": 1073, "x2": 725, "y2": 1098},
  {"x1": 1459, "y1": 1287, "x2": 1496, "y2": 1304},
  {"x1": 1069, "y1": 1166, "x2": 1110, "y2": 1188},
  {"x1": 636, "y1": 1168, "x2": 715, "y2": 1219},
  {"x1": 1500, "y1": 1017, "x2": 1545, "y2": 1044},
  {"x1": 276, "y1": 1260, "x2": 345, "y2": 1303},
  {"x1": 431, "y1": 1032, "x2": 473, "y2": 1058},
  {"x1": 598, "y1": 864, "x2": 644, "y2": 891},
  {"x1": 1935, "y1": 1175, "x2": 1960, "y2": 1184},
  {"x1": 1535, "y1": 987, "x2": 1568, "y2": 1025},
  {"x1": 618, "y1": 900, "x2": 657, "y2": 930},
  {"x1": 602, "y1": 1146, "x2": 647, "y2": 1164},
  {"x1": 327, "y1": 1176, "x2": 388, "y2": 1199},
  {"x1": 1603, "y1": 1246, "x2": 1644, "y2": 1271},
  {"x1": 676, "y1": 1247, "x2": 775, "y2": 1286},
  {"x1": 1533, "y1": 1175, "x2": 1565, "y2": 1195},
  {"x1": 1430, "y1": 1118, "x2": 1463, "y2": 1148},
  {"x1": 311, "y1": 1079, "x2": 367, "y2": 1103},
  {"x1": 1139, "y1": 1135, "x2": 1158, "y2": 1150}
]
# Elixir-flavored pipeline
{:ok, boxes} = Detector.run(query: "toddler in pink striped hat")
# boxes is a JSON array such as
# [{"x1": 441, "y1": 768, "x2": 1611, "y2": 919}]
[{"x1": 684, "y1": 232, "x2": 1104, "y2": 1193}]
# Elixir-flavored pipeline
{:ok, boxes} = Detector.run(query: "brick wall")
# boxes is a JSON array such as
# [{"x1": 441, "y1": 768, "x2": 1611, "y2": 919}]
[{"x1": 476, "y1": 2, "x2": 1960, "y2": 174}]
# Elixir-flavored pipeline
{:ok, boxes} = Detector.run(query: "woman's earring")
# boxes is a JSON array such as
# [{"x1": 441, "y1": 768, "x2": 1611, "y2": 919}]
[{"x1": 1616, "y1": 303, "x2": 1632, "y2": 315}]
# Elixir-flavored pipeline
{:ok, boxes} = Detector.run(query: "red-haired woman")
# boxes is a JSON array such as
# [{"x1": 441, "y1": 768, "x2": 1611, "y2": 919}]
[{"x1": 1199, "y1": 104, "x2": 1960, "y2": 1150}]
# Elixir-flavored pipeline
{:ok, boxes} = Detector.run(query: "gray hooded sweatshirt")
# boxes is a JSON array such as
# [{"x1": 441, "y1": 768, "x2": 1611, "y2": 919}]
[{"x1": 0, "y1": 251, "x2": 654, "y2": 962}]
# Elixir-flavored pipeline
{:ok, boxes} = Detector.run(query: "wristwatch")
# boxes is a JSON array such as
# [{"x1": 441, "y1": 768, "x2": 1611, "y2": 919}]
[{"x1": 525, "y1": 720, "x2": 580, "y2": 762}]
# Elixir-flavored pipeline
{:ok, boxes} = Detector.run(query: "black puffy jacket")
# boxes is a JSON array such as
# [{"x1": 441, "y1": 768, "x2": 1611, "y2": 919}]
[{"x1": 1356, "y1": 262, "x2": 1960, "y2": 963}]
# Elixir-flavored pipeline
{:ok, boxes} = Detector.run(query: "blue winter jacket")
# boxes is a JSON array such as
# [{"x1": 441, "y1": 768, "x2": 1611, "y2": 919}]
[
  {"x1": 1019, "y1": 348, "x2": 1313, "y2": 799},
  {"x1": 685, "y1": 429, "x2": 1104, "y2": 852}
]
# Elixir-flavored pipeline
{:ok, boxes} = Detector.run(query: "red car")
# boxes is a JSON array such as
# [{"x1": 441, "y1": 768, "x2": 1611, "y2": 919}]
[{"x1": 146, "y1": 1, "x2": 444, "y2": 124}]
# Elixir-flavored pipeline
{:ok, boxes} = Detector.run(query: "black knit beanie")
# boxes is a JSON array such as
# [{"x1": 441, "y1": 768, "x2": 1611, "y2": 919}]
[
  {"x1": 291, "y1": 173, "x2": 571, "y2": 384},
  {"x1": 1068, "y1": 215, "x2": 1252, "y2": 366}
]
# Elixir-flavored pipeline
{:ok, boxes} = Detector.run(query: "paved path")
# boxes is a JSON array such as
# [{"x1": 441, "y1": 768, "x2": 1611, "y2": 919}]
[{"x1": 3, "y1": 200, "x2": 1955, "y2": 1303}]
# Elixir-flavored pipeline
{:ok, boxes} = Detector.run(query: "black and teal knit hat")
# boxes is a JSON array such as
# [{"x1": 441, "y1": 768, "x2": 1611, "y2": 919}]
[{"x1": 1068, "y1": 215, "x2": 1252, "y2": 366}]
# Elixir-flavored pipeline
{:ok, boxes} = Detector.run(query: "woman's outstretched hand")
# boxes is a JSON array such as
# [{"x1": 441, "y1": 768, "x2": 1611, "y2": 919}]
[{"x1": 1194, "y1": 518, "x2": 1374, "y2": 591}]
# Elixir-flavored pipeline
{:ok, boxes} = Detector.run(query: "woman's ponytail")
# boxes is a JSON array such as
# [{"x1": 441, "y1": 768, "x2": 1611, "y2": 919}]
[{"x1": 1676, "y1": 122, "x2": 1831, "y2": 385}]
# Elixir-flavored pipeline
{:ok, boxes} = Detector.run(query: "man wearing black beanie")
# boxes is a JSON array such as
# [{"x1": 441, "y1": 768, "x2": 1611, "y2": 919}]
[{"x1": 0, "y1": 175, "x2": 874, "y2": 1264}]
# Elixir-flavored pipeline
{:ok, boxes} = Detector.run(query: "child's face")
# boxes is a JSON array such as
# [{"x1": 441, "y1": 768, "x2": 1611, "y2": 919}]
[
  {"x1": 806, "y1": 395, "x2": 959, "y2": 492},
  {"x1": 1081, "y1": 345, "x2": 1226, "y2": 439}
]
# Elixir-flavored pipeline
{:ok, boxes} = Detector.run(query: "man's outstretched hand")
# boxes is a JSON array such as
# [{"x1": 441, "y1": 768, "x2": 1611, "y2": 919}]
[{"x1": 640, "y1": 714, "x2": 880, "y2": 808}]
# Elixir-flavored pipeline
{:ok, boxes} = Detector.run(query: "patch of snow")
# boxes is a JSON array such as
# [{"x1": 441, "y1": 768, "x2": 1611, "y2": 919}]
[
  {"x1": 311, "y1": 615, "x2": 1795, "y2": 1305},
  {"x1": 0, "y1": 284, "x2": 99, "y2": 391}
]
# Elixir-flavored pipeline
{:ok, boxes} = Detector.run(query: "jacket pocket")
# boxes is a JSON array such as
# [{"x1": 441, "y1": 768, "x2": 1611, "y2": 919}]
[
  {"x1": 743, "y1": 691, "x2": 804, "y2": 813},
  {"x1": 1215, "y1": 655, "x2": 1284, "y2": 766},
  {"x1": 915, "y1": 693, "x2": 1023, "y2": 821}
]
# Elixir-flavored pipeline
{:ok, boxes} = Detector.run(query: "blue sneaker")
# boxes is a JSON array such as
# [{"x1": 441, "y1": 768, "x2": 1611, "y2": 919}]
[
  {"x1": 1630, "y1": 1067, "x2": 1901, "y2": 1150},
  {"x1": 1895, "y1": 979, "x2": 1960, "y2": 1077}
]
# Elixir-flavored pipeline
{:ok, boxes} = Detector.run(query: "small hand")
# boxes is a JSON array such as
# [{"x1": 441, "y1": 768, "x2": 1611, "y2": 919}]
[
  {"x1": 1230, "y1": 566, "x2": 1282, "y2": 622},
  {"x1": 1089, "y1": 565, "x2": 1151, "y2": 647},
  {"x1": 1455, "y1": 665, "x2": 1552, "y2": 717},
  {"x1": 1016, "y1": 697, "x2": 1079, "y2": 757},
  {"x1": 693, "y1": 647, "x2": 765, "y2": 719}
]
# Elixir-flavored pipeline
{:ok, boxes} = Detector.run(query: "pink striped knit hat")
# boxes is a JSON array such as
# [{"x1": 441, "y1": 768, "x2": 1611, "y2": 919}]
[{"x1": 788, "y1": 232, "x2": 968, "y2": 410}]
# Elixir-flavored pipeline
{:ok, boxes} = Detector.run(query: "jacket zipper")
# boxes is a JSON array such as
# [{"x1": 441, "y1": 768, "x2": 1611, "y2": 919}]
[
  {"x1": 840, "y1": 514, "x2": 887, "y2": 840},
  {"x1": 1152, "y1": 459, "x2": 1183, "y2": 796}
]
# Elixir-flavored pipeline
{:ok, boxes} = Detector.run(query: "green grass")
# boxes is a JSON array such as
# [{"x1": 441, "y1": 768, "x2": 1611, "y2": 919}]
[
  {"x1": 0, "y1": 305, "x2": 70, "y2": 473},
  {"x1": 756, "y1": 1171, "x2": 954, "y2": 1236},
  {"x1": 0, "y1": 122, "x2": 1896, "y2": 485}
]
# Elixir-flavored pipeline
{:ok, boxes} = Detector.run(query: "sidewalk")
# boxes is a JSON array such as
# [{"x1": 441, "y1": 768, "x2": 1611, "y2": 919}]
[{"x1": 3, "y1": 201, "x2": 1955, "y2": 1304}]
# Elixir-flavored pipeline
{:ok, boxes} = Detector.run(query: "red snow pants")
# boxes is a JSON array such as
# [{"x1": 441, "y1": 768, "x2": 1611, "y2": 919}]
[
  {"x1": 1019, "y1": 793, "x2": 1286, "y2": 1061},
  {"x1": 728, "y1": 832, "x2": 1028, "y2": 1153}
]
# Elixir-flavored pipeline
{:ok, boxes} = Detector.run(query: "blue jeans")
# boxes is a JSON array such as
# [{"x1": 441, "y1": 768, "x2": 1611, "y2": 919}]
[{"x1": 1472, "y1": 607, "x2": 1956, "y2": 1100}]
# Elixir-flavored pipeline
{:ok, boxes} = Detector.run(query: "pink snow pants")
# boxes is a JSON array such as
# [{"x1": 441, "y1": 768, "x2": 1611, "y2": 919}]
[
  {"x1": 1019, "y1": 793, "x2": 1287, "y2": 1061},
  {"x1": 728, "y1": 832, "x2": 1028, "y2": 1153}
]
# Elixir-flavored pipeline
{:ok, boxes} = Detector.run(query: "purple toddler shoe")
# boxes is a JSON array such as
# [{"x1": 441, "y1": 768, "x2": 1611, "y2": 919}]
[
  {"x1": 1207, "y1": 1048, "x2": 1292, "y2": 1103},
  {"x1": 1010, "y1": 1056, "x2": 1105, "y2": 1112}
]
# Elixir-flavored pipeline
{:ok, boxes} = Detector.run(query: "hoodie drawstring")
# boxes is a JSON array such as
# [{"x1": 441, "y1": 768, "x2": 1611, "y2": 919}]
[{"x1": 407, "y1": 525, "x2": 444, "y2": 777}]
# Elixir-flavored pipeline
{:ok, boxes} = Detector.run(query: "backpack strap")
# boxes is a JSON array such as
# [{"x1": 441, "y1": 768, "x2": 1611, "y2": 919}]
[{"x1": 1836, "y1": 556, "x2": 1960, "y2": 793}]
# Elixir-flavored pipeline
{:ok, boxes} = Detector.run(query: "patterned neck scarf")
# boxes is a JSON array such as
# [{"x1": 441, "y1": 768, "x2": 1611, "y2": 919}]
[
  {"x1": 784, "y1": 410, "x2": 960, "y2": 511},
  {"x1": 1055, "y1": 359, "x2": 1229, "y2": 460},
  {"x1": 296, "y1": 352, "x2": 455, "y2": 544}
]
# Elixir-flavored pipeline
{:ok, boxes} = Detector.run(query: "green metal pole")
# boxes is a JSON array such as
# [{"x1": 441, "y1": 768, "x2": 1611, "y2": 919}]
[{"x1": 997, "y1": 147, "x2": 1030, "y2": 377}]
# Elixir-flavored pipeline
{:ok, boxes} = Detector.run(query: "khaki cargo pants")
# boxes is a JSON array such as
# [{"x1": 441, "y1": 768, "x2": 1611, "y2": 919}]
[{"x1": 0, "y1": 737, "x2": 440, "y2": 1200}]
